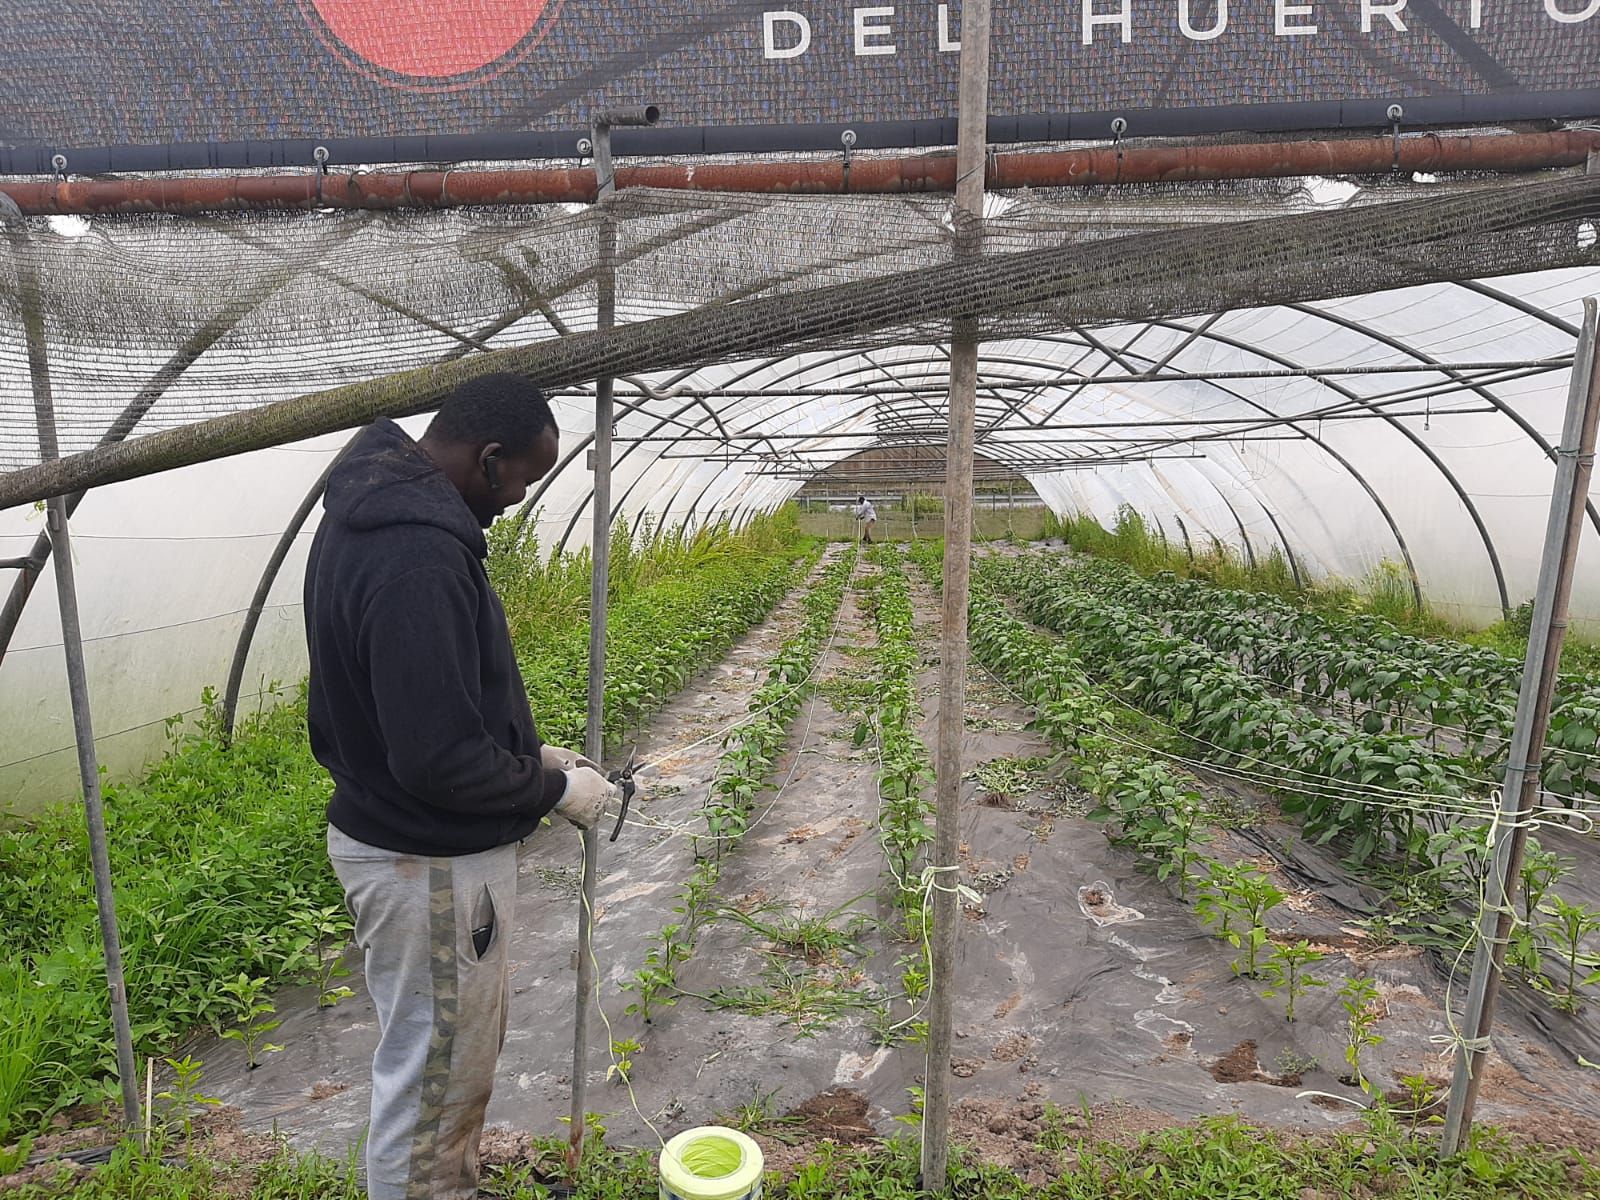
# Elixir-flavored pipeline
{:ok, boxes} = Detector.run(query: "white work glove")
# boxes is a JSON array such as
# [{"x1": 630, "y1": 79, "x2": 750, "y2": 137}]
[
  {"x1": 541, "y1": 743, "x2": 600, "y2": 773},
  {"x1": 553, "y1": 766, "x2": 616, "y2": 831}
]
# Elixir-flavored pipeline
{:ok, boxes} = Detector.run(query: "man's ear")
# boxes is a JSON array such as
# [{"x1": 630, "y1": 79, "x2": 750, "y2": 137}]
[{"x1": 480, "y1": 442, "x2": 504, "y2": 489}]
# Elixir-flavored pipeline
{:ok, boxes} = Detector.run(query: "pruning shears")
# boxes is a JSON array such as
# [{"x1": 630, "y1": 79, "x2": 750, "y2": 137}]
[{"x1": 607, "y1": 747, "x2": 638, "y2": 843}]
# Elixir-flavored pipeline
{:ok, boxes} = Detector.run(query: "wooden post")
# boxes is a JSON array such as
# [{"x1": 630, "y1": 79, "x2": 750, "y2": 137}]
[
  {"x1": 2, "y1": 200, "x2": 141, "y2": 1128},
  {"x1": 569, "y1": 114, "x2": 619, "y2": 1171},
  {"x1": 922, "y1": 0, "x2": 990, "y2": 1190},
  {"x1": 1441, "y1": 297, "x2": 1600, "y2": 1153}
]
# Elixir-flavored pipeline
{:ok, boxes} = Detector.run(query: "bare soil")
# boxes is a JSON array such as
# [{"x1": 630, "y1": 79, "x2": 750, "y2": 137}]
[{"x1": 786, "y1": 1086, "x2": 875, "y2": 1142}]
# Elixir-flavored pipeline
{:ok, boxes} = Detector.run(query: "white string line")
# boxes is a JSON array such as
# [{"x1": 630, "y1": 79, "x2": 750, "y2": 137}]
[
  {"x1": 1029, "y1": 610, "x2": 1593, "y2": 813},
  {"x1": 1007, "y1": 561, "x2": 1600, "y2": 810},
  {"x1": 574, "y1": 824, "x2": 670, "y2": 1154},
  {"x1": 971, "y1": 629, "x2": 1497, "y2": 828},
  {"x1": 861, "y1": 548, "x2": 979, "y2": 1185},
  {"x1": 969, "y1": 601, "x2": 1594, "y2": 835},
  {"x1": 952, "y1": 552, "x2": 1494, "y2": 813},
  {"x1": 626, "y1": 547, "x2": 849, "y2": 777},
  {"x1": 970, "y1": 632, "x2": 1504, "y2": 826},
  {"x1": 968, "y1": 598, "x2": 1593, "y2": 1089},
  {"x1": 966, "y1": 550, "x2": 1594, "y2": 1086},
  {"x1": 867, "y1": 562, "x2": 940, "y2": 1037},
  {"x1": 978, "y1": 591, "x2": 1496, "y2": 813},
  {"x1": 1146, "y1": 611, "x2": 1600, "y2": 768}
]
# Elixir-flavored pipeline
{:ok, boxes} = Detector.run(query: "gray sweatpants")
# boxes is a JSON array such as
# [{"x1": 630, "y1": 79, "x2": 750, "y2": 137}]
[{"x1": 328, "y1": 825, "x2": 519, "y2": 1200}]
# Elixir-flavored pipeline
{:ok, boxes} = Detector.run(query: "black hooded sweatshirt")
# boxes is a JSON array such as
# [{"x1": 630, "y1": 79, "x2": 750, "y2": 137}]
[{"x1": 305, "y1": 418, "x2": 569, "y2": 856}]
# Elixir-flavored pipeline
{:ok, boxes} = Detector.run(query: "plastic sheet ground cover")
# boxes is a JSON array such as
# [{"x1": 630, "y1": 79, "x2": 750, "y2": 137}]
[{"x1": 179, "y1": 542, "x2": 1599, "y2": 1161}]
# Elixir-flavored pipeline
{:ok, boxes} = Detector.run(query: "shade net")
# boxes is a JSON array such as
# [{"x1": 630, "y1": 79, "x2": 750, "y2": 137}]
[{"x1": 1, "y1": 168, "x2": 1599, "y2": 501}]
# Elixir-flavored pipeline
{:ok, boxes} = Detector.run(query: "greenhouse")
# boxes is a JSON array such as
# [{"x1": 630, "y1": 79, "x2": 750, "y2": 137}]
[{"x1": 5, "y1": 3, "x2": 1600, "y2": 1198}]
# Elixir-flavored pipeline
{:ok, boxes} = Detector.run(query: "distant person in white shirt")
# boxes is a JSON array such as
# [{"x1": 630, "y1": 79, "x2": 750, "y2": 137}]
[{"x1": 854, "y1": 495, "x2": 877, "y2": 544}]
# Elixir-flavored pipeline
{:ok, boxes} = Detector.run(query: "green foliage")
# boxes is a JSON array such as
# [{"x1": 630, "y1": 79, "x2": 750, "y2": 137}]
[
  {"x1": 217, "y1": 974, "x2": 283, "y2": 1069},
  {"x1": 704, "y1": 958, "x2": 881, "y2": 1037},
  {"x1": 982, "y1": 551, "x2": 1475, "y2": 865},
  {"x1": 1511, "y1": 841, "x2": 1569, "y2": 981},
  {"x1": 153, "y1": 1054, "x2": 221, "y2": 1144},
  {"x1": 1084, "y1": 755, "x2": 1212, "y2": 898},
  {"x1": 865, "y1": 545, "x2": 935, "y2": 918},
  {"x1": 1048, "y1": 506, "x2": 1311, "y2": 600},
  {"x1": 971, "y1": 755, "x2": 1051, "y2": 798},
  {"x1": 1192, "y1": 864, "x2": 1284, "y2": 979},
  {"x1": 17, "y1": 1112, "x2": 1598, "y2": 1200},
  {"x1": 516, "y1": 519, "x2": 818, "y2": 752},
  {"x1": 1260, "y1": 939, "x2": 1327, "y2": 1023},
  {"x1": 713, "y1": 894, "x2": 875, "y2": 965},
  {"x1": 0, "y1": 698, "x2": 340, "y2": 1136},
  {"x1": 1537, "y1": 894, "x2": 1600, "y2": 1014},
  {"x1": 1339, "y1": 974, "x2": 1386, "y2": 1093},
  {"x1": 603, "y1": 1037, "x2": 640, "y2": 1086},
  {"x1": 714, "y1": 1086, "x2": 806, "y2": 1144}
]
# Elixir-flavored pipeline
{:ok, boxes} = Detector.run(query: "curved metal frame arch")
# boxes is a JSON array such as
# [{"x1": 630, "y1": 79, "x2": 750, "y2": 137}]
[
  {"x1": 659, "y1": 343, "x2": 1314, "y2": 581},
  {"x1": 0, "y1": 267, "x2": 314, "y2": 664},
  {"x1": 489, "y1": 276, "x2": 1590, "y2": 606},
  {"x1": 1014, "y1": 324, "x2": 1438, "y2": 609},
  {"x1": 1300, "y1": 286, "x2": 1600, "y2": 546},
  {"x1": 731, "y1": 336, "x2": 1420, "y2": 597},
  {"x1": 608, "y1": 338, "x2": 1412, "y2": 589}
]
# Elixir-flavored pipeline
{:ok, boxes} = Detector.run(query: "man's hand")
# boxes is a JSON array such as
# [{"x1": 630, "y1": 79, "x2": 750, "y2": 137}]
[
  {"x1": 541, "y1": 743, "x2": 600, "y2": 773},
  {"x1": 553, "y1": 767, "x2": 616, "y2": 830}
]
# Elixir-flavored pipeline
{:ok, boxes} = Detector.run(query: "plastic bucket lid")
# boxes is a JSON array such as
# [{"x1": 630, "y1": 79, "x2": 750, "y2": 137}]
[{"x1": 658, "y1": 1126, "x2": 764, "y2": 1200}]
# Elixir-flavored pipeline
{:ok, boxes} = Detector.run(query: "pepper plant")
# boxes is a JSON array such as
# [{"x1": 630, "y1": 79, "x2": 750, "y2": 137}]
[{"x1": 1261, "y1": 939, "x2": 1327, "y2": 1023}]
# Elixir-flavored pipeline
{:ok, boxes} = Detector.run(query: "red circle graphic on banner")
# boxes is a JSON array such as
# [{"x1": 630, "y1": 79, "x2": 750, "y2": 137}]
[{"x1": 304, "y1": 0, "x2": 557, "y2": 84}]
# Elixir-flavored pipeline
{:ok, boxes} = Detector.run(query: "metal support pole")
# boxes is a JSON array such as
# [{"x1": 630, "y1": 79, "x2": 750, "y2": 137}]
[
  {"x1": 1441, "y1": 297, "x2": 1600, "y2": 1155},
  {"x1": 2, "y1": 201, "x2": 141, "y2": 1127},
  {"x1": 221, "y1": 450, "x2": 343, "y2": 744},
  {"x1": 570, "y1": 106, "x2": 653, "y2": 1169},
  {"x1": 922, "y1": 0, "x2": 990, "y2": 1191}
]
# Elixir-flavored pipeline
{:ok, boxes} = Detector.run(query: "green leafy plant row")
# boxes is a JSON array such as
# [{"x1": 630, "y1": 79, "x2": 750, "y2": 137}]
[
  {"x1": 627, "y1": 546, "x2": 858, "y2": 1022},
  {"x1": 864, "y1": 544, "x2": 935, "y2": 918},
  {"x1": 946, "y1": 561, "x2": 1388, "y2": 1061},
  {"x1": 12, "y1": 1105, "x2": 1600, "y2": 1200},
  {"x1": 860, "y1": 543, "x2": 938, "y2": 1045},
  {"x1": 982, "y1": 552, "x2": 1472, "y2": 866},
  {"x1": 516, "y1": 514, "x2": 819, "y2": 752},
  {"x1": 1053, "y1": 553, "x2": 1600, "y2": 806}
]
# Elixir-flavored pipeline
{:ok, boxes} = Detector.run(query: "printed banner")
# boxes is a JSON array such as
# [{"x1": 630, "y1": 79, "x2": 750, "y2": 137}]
[{"x1": 1, "y1": 1, "x2": 1597, "y2": 166}]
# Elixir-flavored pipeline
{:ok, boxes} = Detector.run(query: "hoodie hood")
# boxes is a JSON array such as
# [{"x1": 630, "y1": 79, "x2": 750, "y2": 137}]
[{"x1": 323, "y1": 418, "x2": 487, "y2": 558}]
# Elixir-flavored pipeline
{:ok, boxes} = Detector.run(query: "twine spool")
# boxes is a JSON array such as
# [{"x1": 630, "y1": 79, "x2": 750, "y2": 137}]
[{"x1": 658, "y1": 1126, "x2": 764, "y2": 1200}]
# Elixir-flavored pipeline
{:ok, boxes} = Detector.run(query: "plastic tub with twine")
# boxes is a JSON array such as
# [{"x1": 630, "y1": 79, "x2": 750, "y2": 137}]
[{"x1": 658, "y1": 1126, "x2": 764, "y2": 1200}]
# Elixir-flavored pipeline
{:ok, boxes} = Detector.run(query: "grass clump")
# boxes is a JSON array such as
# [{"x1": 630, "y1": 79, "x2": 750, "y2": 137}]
[{"x1": 7, "y1": 1109, "x2": 1596, "y2": 1199}]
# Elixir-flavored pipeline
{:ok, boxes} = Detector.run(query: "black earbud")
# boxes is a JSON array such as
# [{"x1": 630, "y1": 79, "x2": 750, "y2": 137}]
[{"x1": 483, "y1": 454, "x2": 502, "y2": 490}]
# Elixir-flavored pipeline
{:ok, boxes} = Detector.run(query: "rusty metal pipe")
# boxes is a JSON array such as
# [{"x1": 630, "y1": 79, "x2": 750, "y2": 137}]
[{"x1": 3, "y1": 130, "x2": 1598, "y2": 216}]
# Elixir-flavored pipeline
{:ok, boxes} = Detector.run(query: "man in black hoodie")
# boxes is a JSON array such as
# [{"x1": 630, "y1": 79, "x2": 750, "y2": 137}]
[{"x1": 305, "y1": 373, "x2": 614, "y2": 1200}]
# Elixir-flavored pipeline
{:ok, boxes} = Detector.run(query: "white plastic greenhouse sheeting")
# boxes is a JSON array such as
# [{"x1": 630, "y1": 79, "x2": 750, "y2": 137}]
[
  {"x1": 5, "y1": 267, "x2": 1600, "y2": 810},
  {"x1": 0, "y1": 406, "x2": 794, "y2": 811}
]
